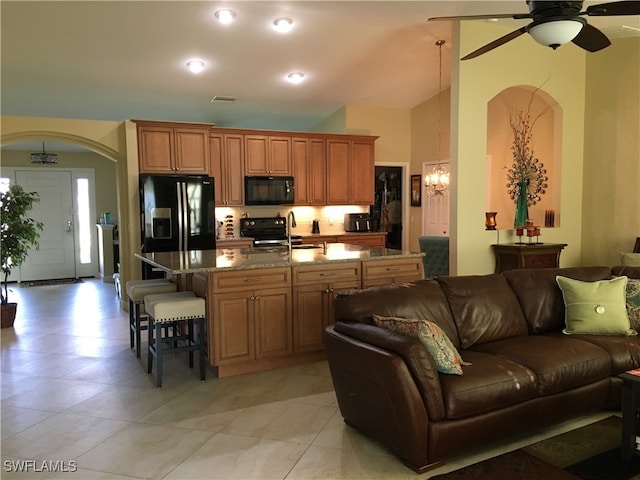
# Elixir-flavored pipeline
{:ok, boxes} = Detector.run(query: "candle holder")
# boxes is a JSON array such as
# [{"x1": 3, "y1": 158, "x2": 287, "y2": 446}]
[
  {"x1": 515, "y1": 226, "x2": 525, "y2": 244},
  {"x1": 485, "y1": 212, "x2": 497, "y2": 230}
]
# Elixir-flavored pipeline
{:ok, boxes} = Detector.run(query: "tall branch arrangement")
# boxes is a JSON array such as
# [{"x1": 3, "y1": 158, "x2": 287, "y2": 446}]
[{"x1": 505, "y1": 106, "x2": 549, "y2": 207}]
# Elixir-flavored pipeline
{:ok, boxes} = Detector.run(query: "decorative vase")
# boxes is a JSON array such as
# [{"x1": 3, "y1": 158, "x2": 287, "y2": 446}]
[
  {"x1": 1, "y1": 303, "x2": 17, "y2": 328},
  {"x1": 514, "y1": 180, "x2": 529, "y2": 228}
]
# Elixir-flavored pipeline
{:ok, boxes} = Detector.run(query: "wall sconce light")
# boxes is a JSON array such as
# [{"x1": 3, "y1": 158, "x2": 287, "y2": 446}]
[{"x1": 485, "y1": 212, "x2": 497, "y2": 230}]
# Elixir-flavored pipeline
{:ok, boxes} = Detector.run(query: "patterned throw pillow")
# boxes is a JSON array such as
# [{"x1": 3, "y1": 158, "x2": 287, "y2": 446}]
[
  {"x1": 624, "y1": 278, "x2": 640, "y2": 332},
  {"x1": 372, "y1": 314, "x2": 470, "y2": 375}
]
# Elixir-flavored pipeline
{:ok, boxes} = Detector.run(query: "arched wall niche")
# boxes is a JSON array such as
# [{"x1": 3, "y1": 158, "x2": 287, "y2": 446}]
[{"x1": 486, "y1": 85, "x2": 562, "y2": 230}]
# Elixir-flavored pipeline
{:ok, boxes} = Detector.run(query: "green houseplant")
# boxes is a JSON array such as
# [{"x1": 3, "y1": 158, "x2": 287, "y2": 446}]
[{"x1": 1, "y1": 184, "x2": 43, "y2": 328}]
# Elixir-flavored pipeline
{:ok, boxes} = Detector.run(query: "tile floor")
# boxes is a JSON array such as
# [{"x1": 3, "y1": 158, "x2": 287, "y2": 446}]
[{"x1": 1, "y1": 278, "x2": 614, "y2": 479}]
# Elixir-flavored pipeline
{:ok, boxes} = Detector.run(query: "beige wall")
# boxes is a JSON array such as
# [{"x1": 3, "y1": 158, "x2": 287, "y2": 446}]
[
  {"x1": 1, "y1": 149, "x2": 118, "y2": 222},
  {"x1": 452, "y1": 21, "x2": 587, "y2": 275},
  {"x1": 582, "y1": 37, "x2": 640, "y2": 266}
]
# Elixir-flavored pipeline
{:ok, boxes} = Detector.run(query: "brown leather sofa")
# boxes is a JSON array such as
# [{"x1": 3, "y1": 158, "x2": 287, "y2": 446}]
[{"x1": 324, "y1": 266, "x2": 640, "y2": 473}]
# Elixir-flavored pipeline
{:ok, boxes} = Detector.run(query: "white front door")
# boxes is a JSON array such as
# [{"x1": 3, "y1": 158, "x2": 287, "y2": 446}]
[
  {"x1": 16, "y1": 170, "x2": 76, "y2": 281},
  {"x1": 422, "y1": 162, "x2": 450, "y2": 237}
]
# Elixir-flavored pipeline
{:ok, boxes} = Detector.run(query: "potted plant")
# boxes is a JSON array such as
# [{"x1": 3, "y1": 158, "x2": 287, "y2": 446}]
[{"x1": 1, "y1": 185, "x2": 43, "y2": 328}]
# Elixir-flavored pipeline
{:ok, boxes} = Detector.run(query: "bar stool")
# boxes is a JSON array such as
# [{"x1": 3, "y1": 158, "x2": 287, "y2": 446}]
[
  {"x1": 144, "y1": 291, "x2": 206, "y2": 387},
  {"x1": 126, "y1": 279, "x2": 177, "y2": 358}
]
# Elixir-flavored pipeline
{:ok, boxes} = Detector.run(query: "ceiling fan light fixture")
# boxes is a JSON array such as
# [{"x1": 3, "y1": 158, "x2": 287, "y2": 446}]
[
  {"x1": 528, "y1": 18, "x2": 585, "y2": 49},
  {"x1": 30, "y1": 142, "x2": 58, "y2": 165}
]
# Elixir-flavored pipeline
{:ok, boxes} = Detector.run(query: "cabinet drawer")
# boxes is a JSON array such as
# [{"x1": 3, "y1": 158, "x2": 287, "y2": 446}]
[
  {"x1": 524, "y1": 253, "x2": 558, "y2": 269},
  {"x1": 362, "y1": 258, "x2": 423, "y2": 280},
  {"x1": 292, "y1": 262, "x2": 361, "y2": 286},
  {"x1": 211, "y1": 267, "x2": 291, "y2": 293}
]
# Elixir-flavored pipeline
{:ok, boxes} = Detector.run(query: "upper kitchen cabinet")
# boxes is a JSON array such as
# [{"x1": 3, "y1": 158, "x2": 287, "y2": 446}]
[
  {"x1": 209, "y1": 132, "x2": 245, "y2": 206},
  {"x1": 326, "y1": 136, "x2": 376, "y2": 205},
  {"x1": 136, "y1": 121, "x2": 211, "y2": 174},
  {"x1": 244, "y1": 135, "x2": 292, "y2": 176},
  {"x1": 292, "y1": 137, "x2": 326, "y2": 205}
]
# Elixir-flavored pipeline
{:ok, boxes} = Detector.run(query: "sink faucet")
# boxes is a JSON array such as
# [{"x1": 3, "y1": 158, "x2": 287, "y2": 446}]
[{"x1": 287, "y1": 210, "x2": 297, "y2": 252}]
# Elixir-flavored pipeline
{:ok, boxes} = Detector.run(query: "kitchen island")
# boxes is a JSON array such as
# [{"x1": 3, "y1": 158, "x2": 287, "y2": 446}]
[{"x1": 136, "y1": 244, "x2": 424, "y2": 377}]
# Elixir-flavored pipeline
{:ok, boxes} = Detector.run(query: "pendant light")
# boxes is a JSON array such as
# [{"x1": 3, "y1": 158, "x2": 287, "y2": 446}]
[
  {"x1": 425, "y1": 39, "x2": 450, "y2": 197},
  {"x1": 30, "y1": 142, "x2": 58, "y2": 165}
]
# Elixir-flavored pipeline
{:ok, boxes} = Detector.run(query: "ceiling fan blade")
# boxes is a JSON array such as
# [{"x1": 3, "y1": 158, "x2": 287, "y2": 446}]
[
  {"x1": 571, "y1": 23, "x2": 611, "y2": 51},
  {"x1": 585, "y1": 1, "x2": 640, "y2": 16},
  {"x1": 427, "y1": 13, "x2": 520, "y2": 22},
  {"x1": 461, "y1": 26, "x2": 527, "y2": 60}
]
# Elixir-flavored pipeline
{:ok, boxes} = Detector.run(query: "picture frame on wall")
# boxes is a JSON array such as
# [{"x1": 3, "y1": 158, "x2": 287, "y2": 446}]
[{"x1": 410, "y1": 175, "x2": 422, "y2": 207}]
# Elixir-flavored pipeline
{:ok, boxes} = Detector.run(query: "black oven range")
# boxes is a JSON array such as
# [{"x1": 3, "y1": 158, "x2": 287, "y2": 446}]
[{"x1": 239, "y1": 217, "x2": 302, "y2": 248}]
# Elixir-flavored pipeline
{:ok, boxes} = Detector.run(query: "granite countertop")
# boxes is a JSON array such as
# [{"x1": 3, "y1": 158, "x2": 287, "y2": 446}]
[{"x1": 136, "y1": 243, "x2": 423, "y2": 274}]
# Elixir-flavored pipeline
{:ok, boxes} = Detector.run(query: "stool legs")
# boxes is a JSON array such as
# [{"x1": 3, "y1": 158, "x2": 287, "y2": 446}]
[{"x1": 147, "y1": 316, "x2": 205, "y2": 387}]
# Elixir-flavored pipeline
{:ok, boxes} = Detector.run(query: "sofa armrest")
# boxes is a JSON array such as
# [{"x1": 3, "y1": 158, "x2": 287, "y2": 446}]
[
  {"x1": 333, "y1": 321, "x2": 446, "y2": 420},
  {"x1": 324, "y1": 324, "x2": 433, "y2": 471},
  {"x1": 613, "y1": 266, "x2": 640, "y2": 279}
]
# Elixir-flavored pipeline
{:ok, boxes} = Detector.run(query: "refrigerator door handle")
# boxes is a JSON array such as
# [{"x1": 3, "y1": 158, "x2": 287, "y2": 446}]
[
  {"x1": 181, "y1": 181, "x2": 189, "y2": 250},
  {"x1": 176, "y1": 182, "x2": 184, "y2": 251}
]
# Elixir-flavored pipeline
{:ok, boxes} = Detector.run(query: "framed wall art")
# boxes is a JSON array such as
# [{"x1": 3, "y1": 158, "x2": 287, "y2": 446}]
[{"x1": 410, "y1": 175, "x2": 422, "y2": 207}]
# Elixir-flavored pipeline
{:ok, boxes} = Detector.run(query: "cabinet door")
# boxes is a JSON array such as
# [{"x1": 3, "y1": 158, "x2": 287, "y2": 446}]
[
  {"x1": 293, "y1": 138, "x2": 324, "y2": 205},
  {"x1": 268, "y1": 136, "x2": 292, "y2": 175},
  {"x1": 326, "y1": 139, "x2": 351, "y2": 204},
  {"x1": 293, "y1": 284, "x2": 329, "y2": 353},
  {"x1": 351, "y1": 140, "x2": 375, "y2": 204},
  {"x1": 138, "y1": 126, "x2": 174, "y2": 173},
  {"x1": 253, "y1": 287, "x2": 292, "y2": 358},
  {"x1": 213, "y1": 292, "x2": 254, "y2": 364},
  {"x1": 292, "y1": 138, "x2": 310, "y2": 205},
  {"x1": 244, "y1": 135, "x2": 269, "y2": 175},
  {"x1": 174, "y1": 128, "x2": 209, "y2": 173},
  {"x1": 209, "y1": 134, "x2": 224, "y2": 205},
  {"x1": 308, "y1": 139, "x2": 326, "y2": 204},
  {"x1": 224, "y1": 134, "x2": 245, "y2": 206},
  {"x1": 327, "y1": 281, "x2": 361, "y2": 326}
]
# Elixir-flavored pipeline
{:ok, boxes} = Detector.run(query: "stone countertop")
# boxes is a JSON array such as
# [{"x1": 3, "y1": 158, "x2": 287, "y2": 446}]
[{"x1": 136, "y1": 243, "x2": 423, "y2": 275}]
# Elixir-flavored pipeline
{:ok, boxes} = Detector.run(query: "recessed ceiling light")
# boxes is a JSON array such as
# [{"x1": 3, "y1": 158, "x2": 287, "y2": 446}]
[
  {"x1": 273, "y1": 17, "x2": 293, "y2": 33},
  {"x1": 186, "y1": 60, "x2": 205, "y2": 74},
  {"x1": 210, "y1": 95, "x2": 238, "y2": 103},
  {"x1": 286, "y1": 72, "x2": 305, "y2": 84},
  {"x1": 215, "y1": 9, "x2": 236, "y2": 25}
]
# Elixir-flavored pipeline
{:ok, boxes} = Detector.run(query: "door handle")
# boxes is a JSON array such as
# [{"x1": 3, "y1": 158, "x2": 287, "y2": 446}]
[{"x1": 66, "y1": 220, "x2": 73, "y2": 235}]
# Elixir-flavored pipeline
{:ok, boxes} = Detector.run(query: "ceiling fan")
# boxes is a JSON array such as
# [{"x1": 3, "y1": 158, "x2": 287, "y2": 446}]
[{"x1": 428, "y1": 1, "x2": 640, "y2": 60}]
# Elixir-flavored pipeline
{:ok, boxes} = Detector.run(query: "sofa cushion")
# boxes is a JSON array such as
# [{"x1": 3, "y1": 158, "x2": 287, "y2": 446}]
[
  {"x1": 372, "y1": 315, "x2": 469, "y2": 375},
  {"x1": 438, "y1": 350, "x2": 538, "y2": 420},
  {"x1": 334, "y1": 279, "x2": 461, "y2": 349},
  {"x1": 543, "y1": 332, "x2": 640, "y2": 375},
  {"x1": 436, "y1": 275, "x2": 528, "y2": 349},
  {"x1": 503, "y1": 267, "x2": 612, "y2": 333},
  {"x1": 471, "y1": 335, "x2": 611, "y2": 396},
  {"x1": 556, "y1": 276, "x2": 635, "y2": 336}
]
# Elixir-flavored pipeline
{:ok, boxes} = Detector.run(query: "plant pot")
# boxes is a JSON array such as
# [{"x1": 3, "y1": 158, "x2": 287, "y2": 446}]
[{"x1": 1, "y1": 303, "x2": 17, "y2": 328}]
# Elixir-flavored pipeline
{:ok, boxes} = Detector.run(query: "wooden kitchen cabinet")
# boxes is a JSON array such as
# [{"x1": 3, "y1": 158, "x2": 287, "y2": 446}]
[
  {"x1": 361, "y1": 257, "x2": 423, "y2": 288},
  {"x1": 326, "y1": 136, "x2": 376, "y2": 205},
  {"x1": 292, "y1": 137, "x2": 326, "y2": 205},
  {"x1": 292, "y1": 262, "x2": 361, "y2": 353},
  {"x1": 210, "y1": 267, "x2": 292, "y2": 369},
  {"x1": 244, "y1": 135, "x2": 292, "y2": 176},
  {"x1": 137, "y1": 121, "x2": 210, "y2": 174},
  {"x1": 209, "y1": 132, "x2": 244, "y2": 206}
]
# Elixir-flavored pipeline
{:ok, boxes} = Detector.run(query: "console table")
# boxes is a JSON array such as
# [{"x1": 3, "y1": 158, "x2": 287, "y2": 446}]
[
  {"x1": 620, "y1": 371, "x2": 640, "y2": 461},
  {"x1": 491, "y1": 243, "x2": 567, "y2": 273}
]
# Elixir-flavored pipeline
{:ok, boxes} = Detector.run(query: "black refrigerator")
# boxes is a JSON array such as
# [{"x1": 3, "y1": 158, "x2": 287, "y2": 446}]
[{"x1": 140, "y1": 174, "x2": 216, "y2": 278}]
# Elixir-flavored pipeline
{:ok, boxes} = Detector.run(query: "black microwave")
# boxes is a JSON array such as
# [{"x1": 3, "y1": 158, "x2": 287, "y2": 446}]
[{"x1": 244, "y1": 176, "x2": 295, "y2": 205}]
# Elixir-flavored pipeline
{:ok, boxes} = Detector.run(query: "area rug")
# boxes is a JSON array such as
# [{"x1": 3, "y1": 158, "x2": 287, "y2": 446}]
[
  {"x1": 431, "y1": 416, "x2": 640, "y2": 480},
  {"x1": 21, "y1": 278, "x2": 83, "y2": 287}
]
